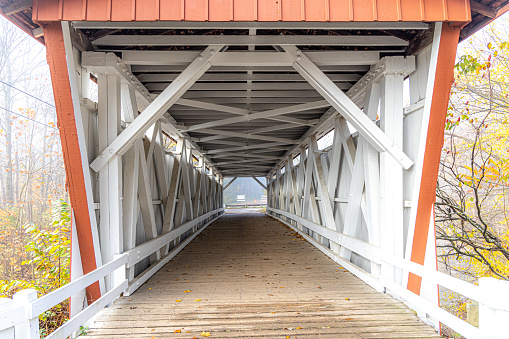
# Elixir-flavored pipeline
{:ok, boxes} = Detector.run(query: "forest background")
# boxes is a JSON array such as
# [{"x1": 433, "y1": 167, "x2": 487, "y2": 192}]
[{"x1": 0, "y1": 14, "x2": 507, "y2": 338}]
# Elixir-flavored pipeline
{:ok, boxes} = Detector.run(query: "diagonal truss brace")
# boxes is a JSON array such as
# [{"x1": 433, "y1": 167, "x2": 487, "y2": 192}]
[
  {"x1": 223, "y1": 177, "x2": 238, "y2": 190},
  {"x1": 89, "y1": 45, "x2": 223, "y2": 172},
  {"x1": 252, "y1": 176, "x2": 267, "y2": 190},
  {"x1": 282, "y1": 45, "x2": 414, "y2": 170},
  {"x1": 183, "y1": 100, "x2": 329, "y2": 132}
]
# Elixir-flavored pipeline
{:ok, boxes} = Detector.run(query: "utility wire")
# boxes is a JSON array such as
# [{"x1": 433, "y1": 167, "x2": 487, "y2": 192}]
[
  {"x1": 0, "y1": 80, "x2": 56, "y2": 108},
  {"x1": 0, "y1": 106, "x2": 57, "y2": 130}
]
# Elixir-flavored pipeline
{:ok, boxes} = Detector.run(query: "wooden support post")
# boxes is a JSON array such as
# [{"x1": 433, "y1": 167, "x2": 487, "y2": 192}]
[
  {"x1": 406, "y1": 23, "x2": 461, "y2": 295},
  {"x1": 98, "y1": 73, "x2": 123, "y2": 291},
  {"x1": 379, "y1": 68, "x2": 405, "y2": 286},
  {"x1": 44, "y1": 22, "x2": 102, "y2": 302}
]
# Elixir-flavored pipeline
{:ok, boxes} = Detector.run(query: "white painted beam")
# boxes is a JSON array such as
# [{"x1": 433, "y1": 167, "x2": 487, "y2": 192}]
[
  {"x1": 138, "y1": 73, "x2": 361, "y2": 83},
  {"x1": 89, "y1": 45, "x2": 223, "y2": 172},
  {"x1": 283, "y1": 45, "x2": 414, "y2": 170},
  {"x1": 204, "y1": 142, "x2": 291, "y2": 155},
  {"x1": 122, "y1": 51, "x2": 379, "y2": 66},
  {"x1": 184, "y1": 100, "x2": 328, "y2": 132},
  {"x1": 252, "y1": 176, "x2": 267, "y2": 190},
  {"x1": 82, "y1": 52, "x2": 220, "y2": 177},
  {"x1": 148, "y1": 82, "x2": 351, "y2": 91},
  {"x1": 94, "y1": 35, "x2": 408, "y2": 47},
  {"x1": 177, "y1": 99, "x2": 315, "y2": 126},
  {"x1": 197, "y1": 129, "x2": 297, "y2": 144},
  {"x1": 223, "y1": 177, "x2": 238, "y2": 190}
]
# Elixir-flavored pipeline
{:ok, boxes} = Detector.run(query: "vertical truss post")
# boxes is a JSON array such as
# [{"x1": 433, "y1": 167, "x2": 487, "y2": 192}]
[
  {"x1": 97, "y1": 73, "x2": 123, "y2": 292},
  {"x1": 379, "y1": 71, "x2": 405, "y2": 286}
]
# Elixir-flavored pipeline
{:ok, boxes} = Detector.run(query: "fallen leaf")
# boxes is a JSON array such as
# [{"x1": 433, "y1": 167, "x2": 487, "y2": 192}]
[
  {"x1": 151, "y1": 329, "x2": 155, "y2": 331},
  {"x1": 186, "y1": 266, "x2": 190, "y2": 267},
  {"x1": 174, "y1": 329, "x2": 181, "y2": 333},
  {"x1": 184, "y1": 290, "x2": 191, "y2": 293},
  {"x1": 194, "y1": 299, "x2": 202, "y2": 302},
  {"x1": 345, "y1": 318, "x2": 354, "y2": 321},
  {"x1": 345, "y1": 298, "x2": 350, "y2": 301},
  {"x1": 201, "y1": 331, "x2": 211, "y2": 337},
  {"x1": 296, "y1": 327, "x2": 302, "y2": 329},
  {"x1": 148, "y1": 287, "x2": 151, "y2": 289},
  {"x1": 176, "y1": 299, "x2": 182, "y2": 302},
  {"x1": 174, "y1": 279, "x2": 179, "y2": 281}
]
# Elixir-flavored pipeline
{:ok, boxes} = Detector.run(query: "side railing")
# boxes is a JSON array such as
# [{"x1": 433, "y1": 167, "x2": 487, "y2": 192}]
[
  {"x1": 267, "y1": 207, "x2": 509, "y2": 339},
  {"x1": 0, "y1": 208, "x2": 224, "y2": 339}
]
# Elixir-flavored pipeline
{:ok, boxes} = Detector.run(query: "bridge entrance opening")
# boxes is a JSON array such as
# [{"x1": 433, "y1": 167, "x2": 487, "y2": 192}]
[{"x1": 2, "y1": 2, "x2": 509, "y2": 338}]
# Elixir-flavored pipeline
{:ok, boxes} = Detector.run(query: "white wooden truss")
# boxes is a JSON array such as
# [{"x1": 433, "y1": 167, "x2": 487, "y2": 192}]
[{"x1": 5, "y1": 21, "x2": 509, "y2": 339}]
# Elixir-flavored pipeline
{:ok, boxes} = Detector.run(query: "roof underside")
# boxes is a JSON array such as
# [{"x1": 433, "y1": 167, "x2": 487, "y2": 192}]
[{"x1": 1, "y1": 0, "x2": 509, "y2": 177}]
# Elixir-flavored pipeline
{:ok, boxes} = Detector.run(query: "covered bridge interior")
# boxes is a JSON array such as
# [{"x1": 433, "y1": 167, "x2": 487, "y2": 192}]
[{"x1": 2, "y1": 1, "x2": 509, "y2": 339}]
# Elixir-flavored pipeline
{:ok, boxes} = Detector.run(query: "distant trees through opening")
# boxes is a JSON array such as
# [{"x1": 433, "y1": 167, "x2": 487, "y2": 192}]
[{"x1": 223, "y1": 177, "x2": 266, "y2": 206}]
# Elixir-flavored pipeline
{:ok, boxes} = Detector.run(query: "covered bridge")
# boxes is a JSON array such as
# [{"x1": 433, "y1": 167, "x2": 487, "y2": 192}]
[{"x1": 1, "y1": 1, "x2": 509, "y2": 338}]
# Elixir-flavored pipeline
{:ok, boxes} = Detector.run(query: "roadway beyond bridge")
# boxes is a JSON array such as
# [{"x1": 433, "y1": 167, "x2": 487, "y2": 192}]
[{"x1": 87, "y1": 212, "x2": 439, "y2": 338}]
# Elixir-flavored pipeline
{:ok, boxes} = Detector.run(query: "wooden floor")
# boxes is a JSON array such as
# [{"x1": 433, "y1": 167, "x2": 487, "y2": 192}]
[{"x1": 88, "y1": 211, "x2": 441, "y2": 338}]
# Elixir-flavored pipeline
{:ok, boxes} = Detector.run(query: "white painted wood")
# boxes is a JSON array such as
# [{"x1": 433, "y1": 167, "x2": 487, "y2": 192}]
[
  {"x1": 94, "y1": 34, "x2": 408, "y2": 47},
  {"x1": 90, "y1": 45, "x2": 223, "y2": 172},
  {"x1": 70, "y1": 212, "x2": 87, "y2": 318},
  {"x1": 252, "y1": 176, "x2": 267, "y2": 190},
  {"x1": 61, "y1": 23, "x2": 104, "y2": 289},
  {"x1": 184, "y1": 100, "x2": 328, "y2": 132},
  {"x1": 379, "y1": 71, "x2": 405, "y2": 285},
  {"x1": 161, "y1": 138, "x2": 184, "y2": 253},
  {"x1": 283, "y1": 45, "x2": 413, "y2": 170},
  {"x1": 139, "y1": 73, "x2": 361, "y2": 82},
  {"x1": 82, "y1": 53, "x2": 219, "y2": 176},
  {"x1": 479, "y1": 278, "x2": 509, "y2": 339},
  {"x1": 13, "y1": 289, "x2": 38, "y2": 339},
  {"x1": 121, "y1": 50, "x2": 380, "y2": 66},
  {"x1": 310, "y1": 135, "x2": 340, "y2": 253},
  {"x1": 137, "y1": 139, "x2": 161, "y2": 262},
  {"x1": 30, "y1": 255, "x2": 128, "y2": 318},
  {"x1": 404, "y1": 23, "x2": 443, "y2": 275},
  {"x1": 98, "y1": 73, "x2": 123, "y2": 292},
  {"x1": 45, "y1": 281, "x2": 128, "y2": 339},
  {"x1": 0, "y1": 299, "x2": 23, "y2": 334}
]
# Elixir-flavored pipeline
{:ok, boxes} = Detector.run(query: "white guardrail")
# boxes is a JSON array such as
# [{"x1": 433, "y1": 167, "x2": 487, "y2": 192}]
[
  {"x1": 0, "y1": 208, "x2": 224, "y2": 339},
  {"x1": 266, "y1": 207, "x2": 509, "y2": 339}
]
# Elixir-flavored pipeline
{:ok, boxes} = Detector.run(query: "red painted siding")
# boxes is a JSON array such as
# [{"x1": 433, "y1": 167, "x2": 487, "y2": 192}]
[{"x1": 33, "y1": 0, "x2": 471, "y2": 22}]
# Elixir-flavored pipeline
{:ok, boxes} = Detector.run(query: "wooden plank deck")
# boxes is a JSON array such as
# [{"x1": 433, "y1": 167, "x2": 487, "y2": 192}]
[{"x1": 87, "y1": 211, "x2": 441, "y2": 338}]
